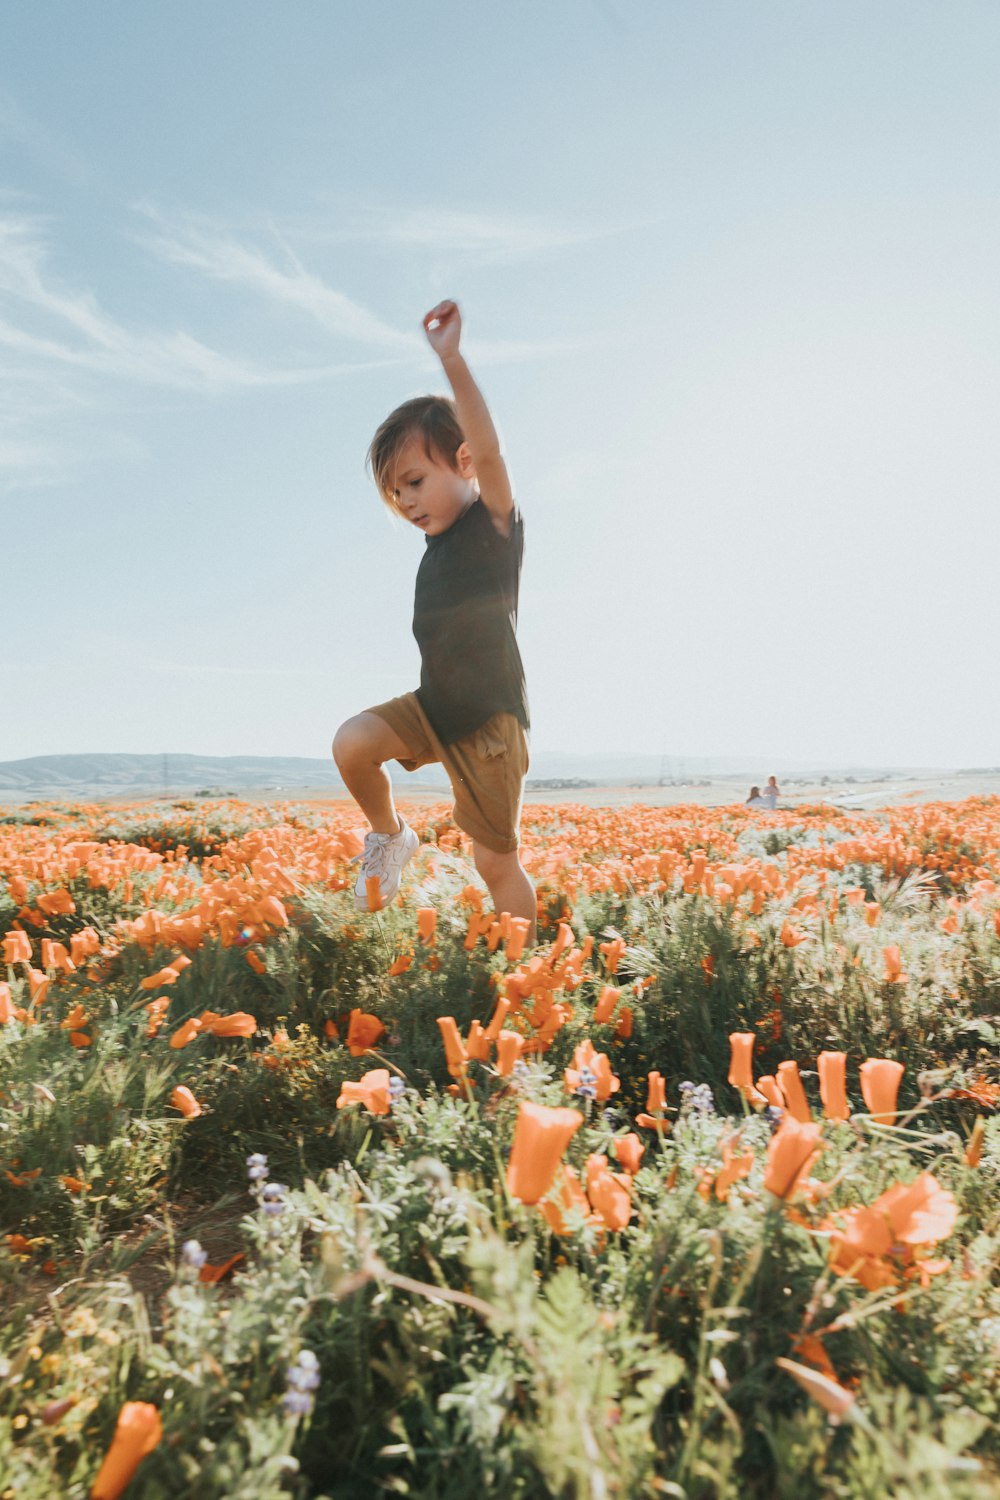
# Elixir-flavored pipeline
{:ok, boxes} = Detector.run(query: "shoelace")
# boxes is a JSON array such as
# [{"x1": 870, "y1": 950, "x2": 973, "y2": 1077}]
[{"x1": 357, "y1": 833, "x2": 392, "y2": 880}]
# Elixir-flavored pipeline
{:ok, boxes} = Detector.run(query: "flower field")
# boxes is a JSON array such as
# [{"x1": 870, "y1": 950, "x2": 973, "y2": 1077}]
[{"x1": 1, "y1": 793, "x2": 998, "y2": 1499}]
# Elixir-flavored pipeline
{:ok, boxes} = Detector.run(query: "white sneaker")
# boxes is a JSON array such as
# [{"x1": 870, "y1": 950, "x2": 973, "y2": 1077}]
[{"x1": 353, "y1": 821, "x2": 420, "y2": 911}]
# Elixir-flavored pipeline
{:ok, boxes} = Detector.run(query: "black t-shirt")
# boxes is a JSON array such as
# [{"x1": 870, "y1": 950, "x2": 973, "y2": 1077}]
[{"x1": 413, "y1": 497, "x2": 529, "y2": 745}]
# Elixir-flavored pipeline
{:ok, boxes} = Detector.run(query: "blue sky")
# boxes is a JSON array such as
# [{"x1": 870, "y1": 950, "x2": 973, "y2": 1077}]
[{"x1": 3, "y1": 1, "x2": 999, "y2": 768}]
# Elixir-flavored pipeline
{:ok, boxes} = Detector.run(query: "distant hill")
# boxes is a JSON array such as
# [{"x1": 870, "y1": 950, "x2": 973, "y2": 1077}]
[
  {"x1": 0, "y1": 750, "x2": 956, "y2": 801},
  {"x1": 0, "y1": 753, "x2": 346, "y2": 797}
]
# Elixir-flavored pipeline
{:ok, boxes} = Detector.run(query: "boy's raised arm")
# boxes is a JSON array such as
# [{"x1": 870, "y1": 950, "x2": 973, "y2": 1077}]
[{"x1": 423, "y1": 301, "x2": 515, "y2": 533}]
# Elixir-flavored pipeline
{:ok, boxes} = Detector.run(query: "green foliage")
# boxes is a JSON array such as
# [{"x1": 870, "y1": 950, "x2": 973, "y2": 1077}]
[{"x1": 1, "y1": 800, "x2": 999, "y2": 1496}]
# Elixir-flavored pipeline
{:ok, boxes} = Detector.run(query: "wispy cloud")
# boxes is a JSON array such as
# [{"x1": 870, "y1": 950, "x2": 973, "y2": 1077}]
[
  {"x1": 303, "y1": 204, "x2": 663, "y2": 262},
  {"x1": 137, "y1": 206, "x2": 419, "y2": 353},
  {"x1": 1, "y1": 195, "x2": 600, "y2": 487},
  {"x1": 137, "y1": 205, "x2": 594, "y2": 363},
  {"x1": 0, "y1": 210, "x2": 395, "y2": 391},
  {"x1": 0, "y1": 206, "x2": 411, "y2": 486}
]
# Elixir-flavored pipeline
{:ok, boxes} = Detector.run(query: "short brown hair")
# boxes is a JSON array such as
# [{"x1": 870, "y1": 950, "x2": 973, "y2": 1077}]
[{"x1": 366, "y1": 395, "x2": 466, "y2": 514}]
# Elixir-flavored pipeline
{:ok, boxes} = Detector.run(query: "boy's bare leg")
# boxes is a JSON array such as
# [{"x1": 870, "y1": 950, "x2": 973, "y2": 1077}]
[
  {"x1": 473, "y1": 842, "x2": 537, "y2": 947},
  {"x1": 332, "y1": 712, "x2": 414, "y2": 835}
]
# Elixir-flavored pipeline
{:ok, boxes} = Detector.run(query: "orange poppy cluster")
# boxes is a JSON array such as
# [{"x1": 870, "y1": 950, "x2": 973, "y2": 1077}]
[
  {"x1": 727, "y1": 1032, "x2": 907, "y2": 1126},
  {"x1": 1, "y1": 794, "x2": 996, "y2": 1466}
]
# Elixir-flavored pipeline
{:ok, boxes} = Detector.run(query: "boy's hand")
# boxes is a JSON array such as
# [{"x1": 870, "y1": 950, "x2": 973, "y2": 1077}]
[
  {"x1": 425, "y1": 299, "x2": 515, "y2": 531},
  {"x1": 423, "y1": 300, "x2": 461, "y2": 361}
]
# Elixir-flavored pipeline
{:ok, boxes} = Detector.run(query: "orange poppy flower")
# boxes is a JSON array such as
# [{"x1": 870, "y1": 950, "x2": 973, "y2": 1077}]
[
  {"x1": 464, "y1": 912, "x2": 494, "y2": 951},
  {"x1": 388, "y1": 951, "x2": 413, "y2": 976},
  {"x1": 585, "y1": 1153, "x2": 632, "y2": 1230},
  {"x1": 90, "y1": 1401, "x2": 163, "y2": 1500},
  {"x1": 5, "y1": 1167, "x2": 42, "y2": 1186},
  {"x1": 169, "y1": 1017, "x2": 202, "y2": 1050},
  {"x1": 756, "y1": 1075, "x2": 785, "y2": 1111},
  {"x1": 551, "y1": 922, "x2": 574, "y2": 960},
  {"x1": 198, "y1": 1251, "x2": 245, "y2": 1284},
  {"x1": 594, "y1": 985, "x2": 620, "y2": 1024},
  {"x1": 817, "y1": 1051, "x2": 849, "y2": 1121},
  {"x1": 496, "y1": 1030, "x2": 525, "y2": 1077},
  {"x1": 599, "y1": 937, "x2": 625, "y2": 974},
  {"x1": 863, "y1": 901, "x2": 881, "y2": 927},
  {"x1": 859, "y1": 1058, "x2": 904, "y2": 1124},
  {"x1": 69, "y1": 927, "x2": 101, "y2": 966},
  {"x1": 436, "y1": 1016, "x2": 469, "y2": 1078},
  {"x1": 776, "y1": 1061, "x2": 811, "y2": 1123},
  {"x1": 168, "y1": 1085, "x2": 202, "y2": 1119},
  {"x1": 964, "y1": 1118, "x2": 985, "y2": 1168},
  {"x1": 139, "y1": 965, "x2": 182, "y2": 991},
  {"x1": 346, "y1": 1009, "x2": 385, "y2": 1056},
  {"x1": 0, "y1": 983, "x2": 13, "y2": 1024},
  {"x1": 68, "y1": 1031, "x2": 92, "y2": 1049},
  {"x1": 40, "y1": 939, "x2": 75, "y2": 973},
  {"x1": 791, "y1": 1333, "x2": 838, "y2": 1383},
  {"x1": 416, "y1": 907, "x2": 437, "y2": 944},
  {"x1": 59, "y1": 1175, "x2": 90, "y2": 1194},
  {"x1": 646, "y1": 1071, "x2": 667, "y2": 1114},
  {"x1": 28, "y1": 969, "x2": 50, "y2": 1006},
  {"x1": 564, "y1": 1039, "x2": 619, "y2": 1102},
  {"x1": 205, "y1": 1011, "x2": 257, "y2": 1038},
  {"x1": 2, "y1": 930, "x2": 32, "y2": 966},
  {"x1": 881, "y1": 945, "x2": 907, "y2": 984},
  {"x1": 828, "y1": 1172, "x2": 957, "y2": 1291},
  {"x1": 506, "y1": 1099, "x2": 583, "y2": 1204},
  {"x1": 614, "y1": 1132, "x2": 644, "y2": 1175},
  {"x1": 702, "y1": 1132, "x2": 755, "y2": 1203},
  {"x1": 780, "y1": 922, "x2": 807, "y2": 948},
  {"x1": 763, "y1": 1118, "x2": 824, "y2": 1200},
  {"x1": 336, "y1": 1067, "x2": 391, "y2": 1116},
  {"x1": 465, "y1": 1020, "x2": 490, "y2": 1062},
  {"x1": 35, "y1": 889, "x2": 75, "y2": 917},
  {"x1": 505, "y1": 918, "x2": 532, "y2": 962},
  {"x1": 539, "y1": 1163, "x2": 591, "y2": 1235},
  {"x1": 877, "y1": 1172, "x2": 958, "y2": 1247},
  {"x1": 485, "y1": 997, "x2": 511, "y2": 1042},
  {"x1": 60, "y1": 1003, "x2": 90, "y2": 1031},
  {"x1": 615, "y1": 1006, "x2": 633, "y2": 1039},
  {"x1": 727, "y1": 1032, "x2": 756, "y2": 1092},
  {"x1": 145, "y1": 998, "x2": 170, "y2": 1037}
]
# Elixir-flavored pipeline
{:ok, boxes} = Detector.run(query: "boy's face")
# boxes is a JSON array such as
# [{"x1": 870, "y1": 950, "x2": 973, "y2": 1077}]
[{"x1": 388, "y1": 437, "x2": 476, "y2": 537}]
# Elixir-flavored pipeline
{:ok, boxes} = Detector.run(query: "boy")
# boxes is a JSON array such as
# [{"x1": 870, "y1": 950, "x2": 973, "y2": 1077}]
[{"x1": 332, "y1": 300, "x2": 535, "y2": 941}]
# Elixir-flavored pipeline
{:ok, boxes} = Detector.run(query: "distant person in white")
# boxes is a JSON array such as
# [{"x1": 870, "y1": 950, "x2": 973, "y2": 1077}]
[
  {"x1": 759, "y1": 776, "x2": 780, "y2": 809},
  {"x1": 745, "y1": 785, "x2": 764, "y2": 807}
]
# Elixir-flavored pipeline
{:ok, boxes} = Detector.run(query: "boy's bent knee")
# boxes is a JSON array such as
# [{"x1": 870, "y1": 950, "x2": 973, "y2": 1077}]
[
  {"x1": 333, "y1": 712, "x2": 413, "y2": 772},
  {"x1": 332, "y1": 716, "x2": 377, "y2": 770}
]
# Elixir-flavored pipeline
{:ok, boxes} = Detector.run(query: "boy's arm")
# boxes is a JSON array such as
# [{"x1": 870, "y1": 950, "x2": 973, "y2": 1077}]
[{"x1": 423, "y1": 301, "x2": 515, "y2": 534}]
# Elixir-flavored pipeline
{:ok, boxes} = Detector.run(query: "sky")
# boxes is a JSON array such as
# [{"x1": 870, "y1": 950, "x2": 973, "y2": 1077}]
[{"x1": 2, "y1": 1, "x2": 999, "y2": 770}]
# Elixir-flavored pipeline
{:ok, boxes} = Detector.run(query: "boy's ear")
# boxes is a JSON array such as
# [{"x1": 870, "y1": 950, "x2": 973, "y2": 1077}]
[{"x1": 455, "y1": 441, "x2": 476, "y2": 479}]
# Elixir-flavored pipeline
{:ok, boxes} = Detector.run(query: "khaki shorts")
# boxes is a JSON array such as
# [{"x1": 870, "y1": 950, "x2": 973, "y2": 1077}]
[{"x1": 367, "y1": 691, "x2": 529, "y2": 854}]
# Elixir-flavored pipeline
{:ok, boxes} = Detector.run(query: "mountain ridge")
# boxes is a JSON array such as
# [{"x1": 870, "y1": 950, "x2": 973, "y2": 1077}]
[{"x1": 0, "y1": 750, "x2": 960, "y2": 799}]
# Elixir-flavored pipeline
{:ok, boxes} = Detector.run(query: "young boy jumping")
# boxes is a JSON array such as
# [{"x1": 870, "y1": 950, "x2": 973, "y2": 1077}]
[{"x1": 332, "y1": 300, "x2": 535, "y2": 942}]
